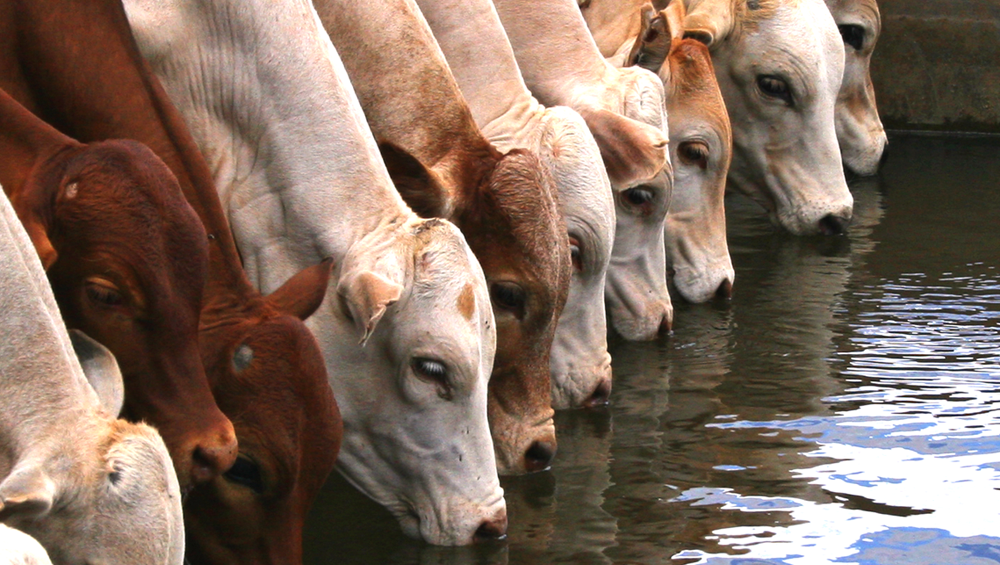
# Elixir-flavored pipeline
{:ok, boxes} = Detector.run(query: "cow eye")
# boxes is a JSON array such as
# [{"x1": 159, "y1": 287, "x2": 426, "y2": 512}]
[
  {"x1": 223, "y1": 455, "x2": 264, "y2": 494},
  {"x1": 490, "y1": 282, "x2": 526, "y2": 317},
  {"x1": 412, "y1": 357, "x2": 452, "y2": 400},
  {"x1": 678, "y1": 141, "x2": 710, "y2": 169},
  {"x1": 757, "y1": 75, "x2": 793, "y2": 106},
  {"x1": 622, "y1": 186, "x2": 656, "y2": 207},
  {"x1": 569, "y1": 236, "x2": 583, "y2": 271},
  {"x1": 838, "y1": 24, "x2": 865, "y2": 51},
  {"x1": 85, "y1": 281, "x2": 124, "y2": 308}
]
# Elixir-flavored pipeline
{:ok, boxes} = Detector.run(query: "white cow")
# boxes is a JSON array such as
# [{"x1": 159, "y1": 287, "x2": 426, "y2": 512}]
[
  {"x1": 683, "y1": 0, "x2": 854, "y2": 236},
  {"x1": 124, "y1": 0, "x2": 505, "y2": 546},
  {"x1": 493, "y1": 0, "x2": 676, "y2": 340},
  {"x1": 825, "y1": 0, "x2": 887, "y2": 175},
  {"x1": 0, "y1": 190, "x2": 184, "y2": 565},
  {"x1": 0, "y1": 525, "x2": 52, "y2": 565},
  {"x1": 413, "y1": 0, "x2": 616, "y2": 409}
]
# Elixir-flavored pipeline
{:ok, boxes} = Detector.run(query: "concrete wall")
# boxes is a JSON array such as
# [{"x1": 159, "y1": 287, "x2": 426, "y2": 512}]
[{"x1": 873, "y1": 0, "x2": 1000, "y2": 133}]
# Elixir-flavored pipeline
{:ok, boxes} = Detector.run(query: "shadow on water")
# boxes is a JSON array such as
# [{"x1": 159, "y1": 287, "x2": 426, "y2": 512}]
[{"x1": 303, "y1": 135, "x2": 1000, "y2": 565}]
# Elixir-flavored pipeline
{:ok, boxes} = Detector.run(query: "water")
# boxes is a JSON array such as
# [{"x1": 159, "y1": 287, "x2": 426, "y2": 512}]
[{"x1": 303, "y1": 134, "x2": 1000, "y2": 565}]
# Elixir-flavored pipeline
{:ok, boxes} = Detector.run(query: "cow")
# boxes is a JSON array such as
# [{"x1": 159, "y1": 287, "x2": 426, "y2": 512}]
[
  {"x1": 493, "y1": 0, "x2": 676, "y2": 340},
  {"x1": 413, "y1": 0, "x2": 617, "y2": 410},
  {"x1": 0, "y1": 0, "x2": 343, "y2": 560},
  {"x1": 0, "y1": 525, "x2": 52, "y2": 565},
  {"x1": 682, "y1": 0, "x2": 854, "y2": 235},
  {"x1": 0, "y1": 188, "x2": 184, "y2": 565},
  {"x1": 123, "y1": 0, "x2": 504, "y2": 547},
  {"x1": 0, "y1": 86, "x2": 237, "y2": 491},
  {"x1": 825, "y1": 0, "x2": 887, "y2": 175},
  {"x1": 581, "y1": 0, "x2": 736, "y2": 304},
  {"x1": 316, "y1": 0, "x2": 571, "y2": 475}
]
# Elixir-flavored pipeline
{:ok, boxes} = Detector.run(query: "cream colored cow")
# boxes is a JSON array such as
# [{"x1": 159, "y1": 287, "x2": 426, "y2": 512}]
[
  {"x1": 0, "y1": 190, "x2": 184, "y2": 565},
  {"x1": 124, "y1": 0, "x2": 504, "y2": 546},
  {"x1": 413, "y1": 0, "x2": 616, "y2": 409},
  {"x1": 0, "y1": 525, "x2": 52, "y2": 565},
  {"x1": 683, "y1": 0, "x2": 854, "y2": 236},
  {"x1": 825, "y1": 0, "x2": 887, "y2": 175},
  {"x1": 494, "y1": 0, "x2": 675, "y2": 340},
  {"x1": 583, "y1": 0, "x2": 736, "y2": 304}
]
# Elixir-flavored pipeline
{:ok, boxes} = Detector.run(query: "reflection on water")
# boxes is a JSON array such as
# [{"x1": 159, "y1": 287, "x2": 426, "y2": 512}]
[{"x1": 303, "y1": 135, "x2": 1000, "y2": 565}]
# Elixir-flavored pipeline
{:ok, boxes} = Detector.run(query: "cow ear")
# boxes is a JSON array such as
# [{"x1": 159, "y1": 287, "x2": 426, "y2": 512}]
[
  {"x1": 0, "y1": 466, "x2": 55, "y2": 521},
  {"x1": 578, "y1": 107, "x2": 669, "y2": 189},
  {"x1": 70, "y1": 330, "x2": 124, "y2": 417},
  {"x1": 337, "y1": 270, "x2": 403, "y2": 346},
  {"x1": 265, "y1": 258, "x2": 334, "y2": 321},
  {"x1": 683, "y1": 0, "x2": 733, "y2": 47},
  {"x1": 626, "y1": 3, "x2": 671, "y2": 72},
  {"x1": 9, "y1": 202, "x2": 57, "y2": 270},
  {"x1": 663, "y1": 0, "x2": 687, "y2": 43},
  {"x1": 379, "y1": 142, "x2": 447, "y2": 218}
]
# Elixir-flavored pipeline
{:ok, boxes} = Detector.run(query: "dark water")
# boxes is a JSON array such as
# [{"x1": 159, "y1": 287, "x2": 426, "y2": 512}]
[{"x1": 304, "y1": 135, "x2": 1000, "y2": 565}]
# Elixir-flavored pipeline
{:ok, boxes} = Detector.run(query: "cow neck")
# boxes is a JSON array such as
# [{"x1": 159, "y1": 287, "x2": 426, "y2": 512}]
[
  {"x1": 493, "y1": 0, "x2": 617, "y2": 109},
  {"x1": 0, "y1": 89, "x2": 79, "y2": 201},
  {"x1": 3, "y1": 0, "x2": 258, "y2": 323},
  {"x1": 319, "y1": 0, "x2": 501, "y2": 220},
  {"x1": 414, "y1": 0, "x2": 546, "y2": 151}
]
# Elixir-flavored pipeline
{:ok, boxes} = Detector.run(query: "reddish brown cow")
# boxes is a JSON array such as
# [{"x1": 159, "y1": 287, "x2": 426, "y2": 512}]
[
  {"x1": 0, "y1": 0, "x2": 343, "y2": 561},
  {"x1": 0, "y1": 88, "x2": 237, "y2": 489},
  {"x1": 318, "y1": 0, "x2": 571, "y2": 476}
]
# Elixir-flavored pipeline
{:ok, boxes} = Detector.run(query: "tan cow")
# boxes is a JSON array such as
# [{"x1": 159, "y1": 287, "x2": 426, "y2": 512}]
[
  {"x1": 682, "y1": 0, "x2": 854, "y2": 236},
  {"x1": 583, "y1": 0, "x2": 736, "y2": 304},
  {"x1": 317, "y1": 0, "x2": 570, "y2": 475},
  {"x1": 0, "y1": 189, "x2": 184, "y2": 564},
  {"x1": 413, "y1": 0, "x2": 616, "y2": 409},
  {"x1": 0, "y1": 525, "x2": 51, "y2": 565},
  {"x1": 494, "y1": 0, "x2": 675, "y2": 339},
  {"x1": 825, "y1": 0, "x2": 887, "y2": 175},
  {"x1": 125, "y1": 0, "x2": 504, "y2": 546}
]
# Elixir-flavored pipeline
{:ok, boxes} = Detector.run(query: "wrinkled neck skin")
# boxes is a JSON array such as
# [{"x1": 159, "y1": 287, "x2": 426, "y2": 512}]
[
  {"x1": 414, "y1": 0, "x2": 615, "y2": 409},
  {"x1": 824, "y1": 0, "x2": 886, "y2": 175},
  {"x1": 495, "y1": 0, "x2": 674, "y2": 341},
  {"x1": 702, "y1": 0, "x2": 854, "y2": 235},
  {"x1": 128, "y1": 0, "x2": 505, "y2": 546}
]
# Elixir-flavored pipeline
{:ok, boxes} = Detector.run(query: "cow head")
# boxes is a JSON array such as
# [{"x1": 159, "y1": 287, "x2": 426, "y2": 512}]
[
  {"x1": 579, "y1": 96, "x2": 674, "y2": 340},
  {"x1": 685, "y1": 0, "x2": 854, "y2": 235},
  {"x1": 629, "y1": 0, "x2": 735, "y2": 303},
  {"x1": 185, "y1": 259, "x2": 340, "y2": 564},
  {"x1": 825, "y1": 0, "x2": 886, "y2": 175},
  {"x1": 318, "y1": 215, "x2": 507, "y2": 545},
  {"x1": 0, "y1": 332, "x2": 184, "y2": 565},
  {"x1": 536, "y1": 106, "x2": 616, "y2": 409},
  {"x1": 384, "y1": 143, "x2": 570, "y2": 476},
  {"x1": 12, "y1": 140, "x2": 238, "y2": 491}
]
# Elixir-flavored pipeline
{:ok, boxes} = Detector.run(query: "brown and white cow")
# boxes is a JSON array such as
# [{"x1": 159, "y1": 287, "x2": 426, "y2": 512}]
[
  {"x1": 317, "y1": 0, "x2": 571, "y2": 475},
  {"x1": 682, "y1": 0, "x2": 854, "y2": 235},
  {"x1": 0, "y1": 189, "x2": 184, "y2": 564},
  {"x1": 0, "y1": 0, "x2": 343, "y2": 560},
  {"x1": 0, "y1": 86, "x2": 237, "y2": 491},
  {"x1": 493, "y1": 0, "x2": 675, "y2": 339},
  {"x1": 124, "y1": 0, "x2": 504, "y2": 547},
  {"x1": 412, "y1": 0, "x2": 616, "y2": 409},
  {"x1": 825, "y1": 0, "x2": 886, "y2": 175},
  {"x1": 581, "y1": 0, "x2": 735, "y2": 304}
]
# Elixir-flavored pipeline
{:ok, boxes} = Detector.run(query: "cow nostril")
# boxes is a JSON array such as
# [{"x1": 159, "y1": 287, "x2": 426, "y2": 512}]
[
  {"x1": 658, "y1": 314, "x2": 673, "y2": 335},
  {"x1": 473, "y1": 516, "x2": 508, "y2": 543},
  {"x1": 716, "y1": 279, "x2": 733, "y2": 300},
  {"x1": 190, "y1": 442, "x2": 237, "y2": 484},
  {"x1": 585, "y1": 378, "x2": 612, "y2": 408},
  {"x1": 819, "y1": 214, "x2": 849, "y2": 236},
  {"x1": 524, "y1": 440, "x2": 556, "y2": 473}
]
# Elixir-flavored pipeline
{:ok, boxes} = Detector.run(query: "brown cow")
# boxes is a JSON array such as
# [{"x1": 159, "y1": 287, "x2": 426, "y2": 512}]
[
  {"x1": 317, "y1": 0, "x2": 572, "y2": 475},
  {"x1": 0, "y1": 0, "x2": 343, "y2": 561},
  {"x1": 0, "y1": 86, "x2": 237, "y2": 490}
]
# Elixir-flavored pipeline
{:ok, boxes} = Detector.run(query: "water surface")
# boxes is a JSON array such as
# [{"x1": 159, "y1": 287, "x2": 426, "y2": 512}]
[{"x1": 304, "y1": 135, "x2": 1000, "y2": 565}]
